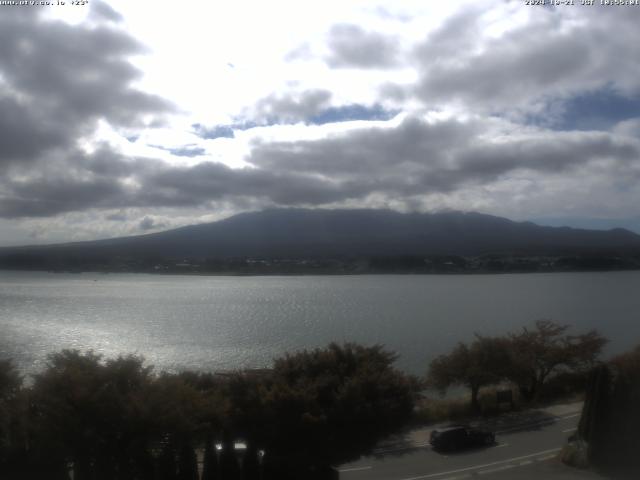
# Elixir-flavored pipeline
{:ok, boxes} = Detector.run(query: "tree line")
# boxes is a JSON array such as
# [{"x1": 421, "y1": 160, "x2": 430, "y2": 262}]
[
  {"x1": 426, "y1": 320, "x2": 608, "y2": 411},
  {"x1": 0, "y1": 343, "x2": 417, "y2": 480},
  {"x1": 0, "y1": 320, "x2": 621, "y2": 479}
]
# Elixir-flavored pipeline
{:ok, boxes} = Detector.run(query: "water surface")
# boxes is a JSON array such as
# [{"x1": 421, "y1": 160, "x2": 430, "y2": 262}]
[{"x1": 1, "y1": 271, "x2": 638, "y2": 375}]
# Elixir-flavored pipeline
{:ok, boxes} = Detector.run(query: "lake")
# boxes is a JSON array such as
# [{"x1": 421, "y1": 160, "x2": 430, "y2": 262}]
[{"x1": 1, "y1": 270, "x2": 639, "y2": 376}]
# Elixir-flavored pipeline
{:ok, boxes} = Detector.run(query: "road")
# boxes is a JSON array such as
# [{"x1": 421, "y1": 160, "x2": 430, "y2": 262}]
[{"x1": 338, "y1": 403, "x2": 601, "y2": 480}]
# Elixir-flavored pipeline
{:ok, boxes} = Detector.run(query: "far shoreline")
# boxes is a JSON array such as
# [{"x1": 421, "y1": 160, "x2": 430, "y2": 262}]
[{"x1": 2, "y1": 267, "x2": 640, "y2": 277}]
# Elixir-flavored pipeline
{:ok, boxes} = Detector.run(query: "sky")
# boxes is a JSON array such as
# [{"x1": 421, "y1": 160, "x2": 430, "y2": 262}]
[{"x1": 1, "y1": 0, "x2": 640, "y2": 246}]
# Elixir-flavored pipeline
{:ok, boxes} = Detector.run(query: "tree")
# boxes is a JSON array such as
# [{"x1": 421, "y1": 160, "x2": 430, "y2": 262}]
[
  {"x1": 575, "y1": 344, "x2": 640, "y2": 474},
  {"x1": 2, "y1": 344, "x2": 416, "y2": 477},
  {"x1": 143, "y1": 372, "x2": 220, "y2": 480},
  {"x1": 0, "y1": 359, "x2": 21, "y2": 401},
  {"x1": 0, "y1": 359, "x2": 23, "y2": 472},
  {"x1": 610, "y1": 344, "x2": 640, "y2": 377},
  {"x1": 427, "y1": 336, "x2": 509, "y2": 412},
  {"x1": 258, "y1": 343, "x2": 418, "y2": 469},
  {"x1": 504, "y1": 320, "x2": 607, "y2": 402},
  {"x1": 602, "y1": 344, "x2": 640, "y2": 471},
  {"x1": 29, "y1": 350, "x2": 156, "y2": 479},
  {"x1": 578, "y1": 364, "x2": 612, "y2": 465}
]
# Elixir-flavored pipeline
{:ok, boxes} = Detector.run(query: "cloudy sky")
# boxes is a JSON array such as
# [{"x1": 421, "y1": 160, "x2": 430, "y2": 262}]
[{"x1": 1, "y1": 0, "x2": 640, "y2": 246}]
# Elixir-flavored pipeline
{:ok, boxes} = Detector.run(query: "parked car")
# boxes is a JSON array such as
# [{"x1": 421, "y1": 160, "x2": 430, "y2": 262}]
[{"x1": 429, "y1": 424, "x2": 496, "y2": 451}]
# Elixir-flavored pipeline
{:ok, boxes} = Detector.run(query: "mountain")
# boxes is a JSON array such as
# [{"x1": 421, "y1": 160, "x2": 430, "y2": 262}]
[{"x1": 2, "y1": 210, "x2": 640, "y2": 265}]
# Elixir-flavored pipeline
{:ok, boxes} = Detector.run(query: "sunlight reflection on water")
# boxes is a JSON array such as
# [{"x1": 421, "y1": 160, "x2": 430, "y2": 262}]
[{"x1": 1, "y1": 270, "x2": 639, "y2": 376}]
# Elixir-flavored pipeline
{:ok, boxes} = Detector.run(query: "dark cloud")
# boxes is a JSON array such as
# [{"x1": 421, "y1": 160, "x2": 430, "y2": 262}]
[
  {"x1": 413, "y1": 26, "x2": 592, "y2": 109},
  {"x1": 0, "y1": 176, "x2": 126, "y2": 219},
  {"x1": 0, "y1": 96, "x2": 68, "y2": 162},
  {"x1": 0, "y1": 147, "x2": 161, "y2": 218},
  {"x1": 253, "y1": 89, "x2": 332, "y2": 123},
  {"x1": 139, "y1": 162, "x2": 358, "y2": 207},
  {"x1": 195, "y1": 91, "x2": 396, "y2": 134},
  {"x1": 246, "y1": 116, "x2": 640, "y2": 195},
  {"x1": 90, "y1": 0, "x2": 124, "y2": 23},
  {"x1": 308, "y1": 104, "x2": 398, "y2": 125},
  {"x1": 1, "y1": 116, "x2": 638, "y2": 220},
  {"x1": 0, "y1": 7, "x2": 178, "y2": 222},
  {"x1": 106, "y1": 211, "x2": 128, "y2": 222},
  {"x1": 134, "y1": 118, "x2": 639, "y2": 212},
  {"x1": 2, "y1": 5, "x2": 639, "y2": 229},
  {"x1": 192, "y1": 124, "x2": 237, "y2": 140},
  {"x1": 380, "y1": 7, "x2": 640, "y2": 116},
  {"x1": 0, "y1": 9, "x2": 174, "y2": 169},
  {"x1": 78, "y1": 146, "x2": 144, "y2": 177},
  {"x1": 325, "y1": 24, "x2": 401, "y2": 69},
  {"x1": 247, "y1": 117, "x2": 478, "y2": 176},
  {"x1": 451, "y1": 133, "x2": 638, "y2": 184},
  {"x1": 412, "y1": 7, "x2": 483, "y2": 65},
  {"x1": 221, "y1": 89, "x2": 396, "y2": 130},
  {"x1": 138, "y1": 216, "x2": 165, "y2": 231}
]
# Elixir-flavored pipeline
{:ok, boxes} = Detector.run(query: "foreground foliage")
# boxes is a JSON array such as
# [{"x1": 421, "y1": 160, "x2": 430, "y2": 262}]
[
  {"x1": 576, "y1": 345, "x2": 640, "y2": 476},
  {"x1": 261, "y1": 344, "x2": 417, "y2": 467},
  {"x1": 0, "y1": 343, "x2": 418, "y2": 479},
  {"x1": 427, "y1": 320, "x2": 607, "y2": 409}
]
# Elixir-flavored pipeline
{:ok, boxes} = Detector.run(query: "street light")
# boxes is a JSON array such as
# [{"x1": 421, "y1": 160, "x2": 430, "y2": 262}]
[
  {"x1": 234, "y1": 442, "x2": 247, "y2": 480},
  {"x1": 257, "y1": 450, "x2": 265, "y2": 480},
  {"x1": 215, "y1": 442, "x2": 223, "y2": 479}
]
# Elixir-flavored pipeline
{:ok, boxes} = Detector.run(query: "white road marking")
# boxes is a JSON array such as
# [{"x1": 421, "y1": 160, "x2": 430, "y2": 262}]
[
  {"x1": 520, "y1": 460, "x2": 533, "y2": 466},
  {"x1": 560, "y1": 413, "x2": 581, "y2": 420},
  {"x1": 562, "y1": 427, "x2": 577, "y2": 433},
  {"x1": 478, "y1": 464, "x2": 515, "y2": 475},
  {"x1": 338, "y1": 466, "x2": 372, "y2": 473},
  {"x1": 373, "y1": 447, "x2": 405, "y2": 454},
  {"x1": 494, "y1": 442, "x2": 509, "y2": 448},
  {"x1": 398, "y1": 447, "x2": 562, "y2": 480},
  {"x1": 536, "y1": 454, "x2": 558, "y2": 462}
]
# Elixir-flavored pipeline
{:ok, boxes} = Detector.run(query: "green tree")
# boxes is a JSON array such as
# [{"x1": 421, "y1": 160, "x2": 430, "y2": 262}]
[
  {"x1": 258, "y1": 343, "x2": 418, "y2": 469},
  {"x1": 29, "y1": 350, "x2": 156, "y2": 479},
  {"x1": 143, "y1": 372, "x2": 220, "y2": 480},
  {"x1": 0, "y1": 359, "x2": 21, "y2": 400},
  {"x1": 0, "y1": 359, "x2": 23, "y2": 471},
  {"x1": 427, "y1": 336, "x2": 509, "y2": 412},
  {"x1": 504, "y1": 320, "x2": 607, "y2": 401}
]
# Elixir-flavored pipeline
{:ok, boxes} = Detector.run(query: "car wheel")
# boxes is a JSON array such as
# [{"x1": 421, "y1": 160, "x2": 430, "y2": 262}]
[{"x1": 485, "y1": 434, "x2": 494, "y2": 445}]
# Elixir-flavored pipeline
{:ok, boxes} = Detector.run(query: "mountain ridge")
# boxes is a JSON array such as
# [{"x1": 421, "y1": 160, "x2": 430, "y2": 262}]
[{"x1": 2, "y1": 209, "x2": 640, "y2": 260}]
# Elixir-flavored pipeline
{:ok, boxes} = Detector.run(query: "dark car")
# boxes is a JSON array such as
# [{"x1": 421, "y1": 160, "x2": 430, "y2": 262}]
[{"x1": 429, "y1": 424, "x2": 495, "y2": 451}]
